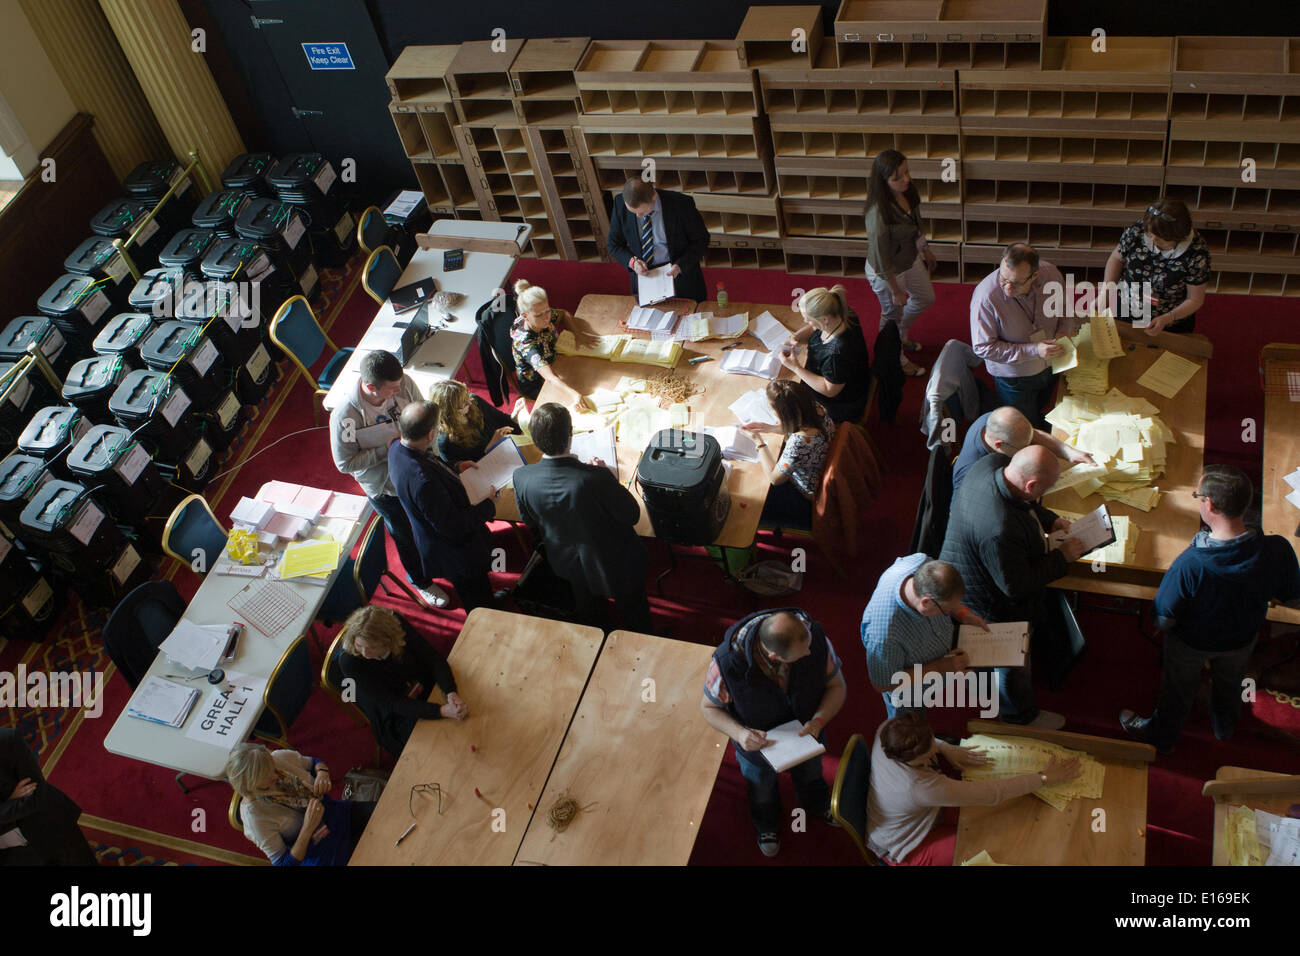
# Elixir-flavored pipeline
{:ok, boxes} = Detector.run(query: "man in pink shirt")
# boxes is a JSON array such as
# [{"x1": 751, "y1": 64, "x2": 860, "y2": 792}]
[{"x1": 969, "y1": 243, "x2": 1080, "y2": 429}]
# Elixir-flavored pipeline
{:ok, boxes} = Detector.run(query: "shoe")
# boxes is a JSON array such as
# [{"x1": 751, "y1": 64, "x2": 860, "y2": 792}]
[
  {"x1": 822, "y1": 809, "x2": 842, "y2": 829},
  {"x1": 900, "y1": 357, "x2": 927, "y2": 377},
  {"x1": 1119, "y1": 709, "x2": 1174, "y2": 755},
  {"x1": 901, "y1": 338, "x2": 923, "y2": 353},
  {"x1": 758, "y1": 832, "x2": 780, "y2": 857},
  {"x1": 1026, "y1": 710, "x2": 1066, "y2": 731},
  {"x1": 412, "y1": 584, "x2": 451, "y2": 609}
]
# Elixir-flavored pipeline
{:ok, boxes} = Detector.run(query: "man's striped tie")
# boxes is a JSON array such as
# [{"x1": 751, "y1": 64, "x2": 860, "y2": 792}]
[{"x1": 639, "y1": 214, "x2": 654, "y2": 266}]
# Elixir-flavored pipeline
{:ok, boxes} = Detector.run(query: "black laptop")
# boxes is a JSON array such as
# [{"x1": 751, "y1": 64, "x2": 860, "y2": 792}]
[{"x1": 389, "y1": 277, "x2": 437, "y2": 315}]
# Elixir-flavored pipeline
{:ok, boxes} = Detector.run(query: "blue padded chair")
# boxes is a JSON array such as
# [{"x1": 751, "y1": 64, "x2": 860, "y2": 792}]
[
  {"x1": 253, "y1": 634, "x2": 313, "y2": 748},
  {"x1": 103, "y1": 581, "x2": 186, "y2": 689},
  {"x1": 269, "y1": 294, "x2": 353, "y2": 426},
  {"x1": 830, "y1": 733, "x2": 883, "y2": 865},
  {"x1": 318, "y1": 514, "x2": 421, "y2": 624},
  {"x1": 356, "y1": 205, "x2": 392, "y2": 256},
  {"x1": 361, "y1": 245, "x2": 402, "y2": 305},
  {"x1": 162, "y1": 494, "x2": 228, "y2": 573}
]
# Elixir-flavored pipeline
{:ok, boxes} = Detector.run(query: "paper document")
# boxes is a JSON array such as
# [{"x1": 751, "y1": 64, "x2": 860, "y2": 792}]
[
  {"x1": 571, "y1": 425, "x2": 618, "y2": 478},
  {"x1": 1065, "y1": 503, "x2": 1116, "y2": 553},
  {"x1": 721, "y1": 349, "x2": 781, "y2": 380},
  {"x1": 1136, "y1": 351, "x2": 1201, "y2": 399},
  {"x1": 760, "y1": 719, "x2": 826, "y2": 773},
  {"x1": 1225, "y1": 805, "x2": 1266, "y2": 866},
  {"x1": 960, "y1": 733, "x2": 1104, "y2": 812},
  {"x1": 956, "y1": 622, "x2": 1029, "y2": 668},
  {"x1": 461, "y1": 437, "x2": 526, "y2": 504},
  {"x1": 1286, "y1": 489, "x2": 1300, "y2": 511},
  {"x1": 159, "y1": 621, "x2": 230, "y2": 671},
  {"x1": 1282, "y1": 468, "x2": 1300, "y2": 492},
  {"x1": 127, "y1": 677, "x2": 200, "y2": 728},
  {"x1": 1288, "y1": 370, "x2": 1300, "y2": 403},
  {"x1": 1258, "y1": 810, "x2": 1300, "y2": 867},
  {"x1": 279, "y1": 538, "x2": 342, "y2": 579},
  {"x1": 184, "y1": 671, "x2": 267, "y2": 747},
  {"x1": 750, "y1": 311, "x2": 790, "y2": 352},
  {"x1": 636, "y1": 265, "x2": 676, "y2": 306},
  {"x1": 1089, "y1": 313, "x2": 1125, "y2": 359},
  {"x1": 356, "y1": 421, "x2": 399, "y2": 450},
  {"x1": 1049, "y1": 335, "x2": 1078, "y2": 374},
  {"x1": 613, "y1": 337, "x2": 681, "y2": 368},
  {"x1": 384, "y1": 190, "x2": 424, "y2": 219},
  {"x1": 229, "y1": 497, "x2": 275, "y2": 532},
  {"x1": 729, "y1": 388, "x2": 779, "y2": 426},
  {"x1": 626, "y1": 305, "x2": 678, "y2": 335},
  {"x1": 322, "y1": 492, "x2": 368, "y2": 521},
  {"x1": 700, "y1": 425, "x2": 759, "y2": 462},
  {"x1": 961, "y1": 850, "x2": 1011, "y2": 866}
]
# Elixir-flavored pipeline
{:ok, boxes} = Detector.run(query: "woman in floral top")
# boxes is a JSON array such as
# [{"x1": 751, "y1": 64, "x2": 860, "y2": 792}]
[
  {"x1": 1103, "y1": 198, "x2": 1211, "y2": 335},
  {"x1": 743, "y1": 379, "x2": 836, "y2": 527},
  {"x1": 509, "y1": 279, "x2": 584, "y2": 406}
]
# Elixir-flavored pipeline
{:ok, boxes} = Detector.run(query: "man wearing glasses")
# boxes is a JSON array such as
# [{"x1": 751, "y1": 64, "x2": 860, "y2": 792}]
[
  {"x1": 1120, "y1": 465, "x2": 1300, "y2": 753},
  {"x1": 970, "y1": 243, "x2": 1078, "y2": 429}
]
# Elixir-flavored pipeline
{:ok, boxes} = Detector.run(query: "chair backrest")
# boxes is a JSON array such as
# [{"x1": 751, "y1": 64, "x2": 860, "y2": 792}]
[
  {"x1": 362, "y1": 246, "x2": 402, "y2": 304},
  {"x1": 871, "y1": 322, "x2": 905, "y2": 423},
  {"x1": 269, "y1": 295, "x2": 331, "y2": 387},
  {"x1": 357, "y1": 205, "x2": 390, "y2": 255},
  {"x1": 162, "y1": 494, "x2": 229, "y2": 571},
  {"x1": 103, "y1": 581, "x2": 187, "y2": 688},
  {"x1": 909, "y1": 444, "x2": 953, "y2": 559},
  {"x1": 830, "y1": 733, "x2": 882, "y2": 865},
  {"x1": 476, "y1": 290, "x2": 519, "y2": 378},
  {"x1": 922, "y1": 340, "x2": 985, "y2": 451},
  {"x1": 255, "y1": 635, "x2": 312, "y2": 746},
  {"x1": 228, "y1": 791, "x2": 244, "y2": 833},
  {"x1": 353, "y1": 513, "x2": 388, "y2": 601}
]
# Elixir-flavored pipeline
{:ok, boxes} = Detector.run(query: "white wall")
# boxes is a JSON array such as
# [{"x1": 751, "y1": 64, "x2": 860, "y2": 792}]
[{"x1": 0, "y1": 0, "x2": 76, "y2": 176}]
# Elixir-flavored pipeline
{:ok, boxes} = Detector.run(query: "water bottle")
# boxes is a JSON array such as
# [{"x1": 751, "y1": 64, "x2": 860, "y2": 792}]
[{"x1": 716, "y1": 282, "x2": 728, "y2": 310}]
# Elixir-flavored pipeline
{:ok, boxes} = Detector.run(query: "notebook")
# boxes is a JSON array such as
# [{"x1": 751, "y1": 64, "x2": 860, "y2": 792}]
[
  {"x1": 956, "y1": 622, "x2": 1029, "y2": 668},
  {"x1": 127, "y1": 677, "x2": 200, "y2": 728},
  {"x1": 760, "y1": 719, "x2": 826, "y2": 773},
  {"x1": 389, "y1": 277, "x2": 437, "y2": 314}
]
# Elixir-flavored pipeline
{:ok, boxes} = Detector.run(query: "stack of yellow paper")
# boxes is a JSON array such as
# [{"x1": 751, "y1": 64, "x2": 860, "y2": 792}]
[
  {"x1": 1063, "y1": 323, "x2": 1110, "y2": 395},
  {"x1": 1054, "y1": 510, "x2": 1139, "y2": 566},
  {"x1": 960, "y1": 733, "x2": 1105, "y2": 812},
  {"x1": 1225, "y1": 805, "x2": 1266, "y2": 866},
  {"x1": 1044, "y1": 388, "x2": 1174, "y2": 510},
  {"x1": 556, "y1": 330, "x2": 628, "y2": 359},
  {"x1": 279, "y1": 537, "x2": 341, "y2": 579},
  {"x1": 612, "y1": 337, "x2": 682, "y2": 368},
  {"x1": 960, "y1": 850, "x2": 1011, "y2": 866}
]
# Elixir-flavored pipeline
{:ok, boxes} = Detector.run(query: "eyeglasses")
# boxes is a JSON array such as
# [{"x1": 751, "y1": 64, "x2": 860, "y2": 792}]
[
  {"x1": 410, "y1": 782, "x2": 446, "y2": 817},
  {"x1": 1191, "y1": 490, "x2": 1208, "y2": 501}
]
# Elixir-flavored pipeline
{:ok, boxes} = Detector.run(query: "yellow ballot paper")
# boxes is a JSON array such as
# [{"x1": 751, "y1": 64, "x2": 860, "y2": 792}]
[
  {"x1": 1050, "y1": 335, "x2": 1078, "y2": 374},
  {"x1": 1089, "y1": 313, "x2": 1126, "y2": 359},
  {"x1": 1225, "y1": 805, "x2": 1266, "y2": 866},
  {"x1": 1136, "y1": 351, "x2": 1201, "y2": 399},
  {"x1": 961, "y1": 850, "x2": 1011, "y2": 866},
  {"x1": 280, "y1": 538, "x2": 342, "y2": 579},
  {"x1": 960, "y1": 733, "x2": 1105, "y2": 812}
]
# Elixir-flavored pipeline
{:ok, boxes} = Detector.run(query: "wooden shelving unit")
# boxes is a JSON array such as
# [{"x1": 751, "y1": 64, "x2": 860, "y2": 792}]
[{"x1": 379, "y1": 19, "x2": 1300, "y2": 296}]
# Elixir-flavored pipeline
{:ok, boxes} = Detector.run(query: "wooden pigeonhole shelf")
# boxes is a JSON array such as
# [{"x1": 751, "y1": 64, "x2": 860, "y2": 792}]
[
  {"x1": 833, "y1": 0, "x2": 1046, "y2": 70},
  {"x1": 575, "y1": 40, "x2": 762, "y2": 117},
  {"x1": 783, "y1": 235, "x2": 959, "y2": 281},
  {"x1": 688, "y1": 191, "x2": 785, "y2": 269},
  {"x1": 449, "y1": 39, "x2": 526, "y2": 128},
  {"x1": 386, "y1": 47, "x2": 474, "y2": 220},
  {"x1": 735, "y1": 5, "x2": 826, "y2": 69},
  {"x1": 509, "y1": 38, "x2": 589, "y2": 126}
]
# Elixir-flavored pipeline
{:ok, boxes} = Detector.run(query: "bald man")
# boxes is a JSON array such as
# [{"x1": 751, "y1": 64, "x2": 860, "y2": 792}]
[
  {"x1": 951, "y1": 405, "x2": 1094, "y2": 496},
  {"x1": 939, "y1": 446, "x2": 1087, "y2": 727}
]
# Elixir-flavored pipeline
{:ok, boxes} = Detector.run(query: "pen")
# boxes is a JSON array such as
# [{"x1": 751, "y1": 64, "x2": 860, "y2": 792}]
[
  {"x1": 395, "y1": 823, "x2": 416, "y2": 846},
  {"x1": 688, "y1": 356, "x2": 713, "y2": 365},
  {"x1": 721, "y1": 343, "x2": 742, "y2": 351}
]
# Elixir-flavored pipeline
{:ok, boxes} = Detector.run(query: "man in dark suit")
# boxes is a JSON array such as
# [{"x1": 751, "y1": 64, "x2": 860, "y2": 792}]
[
  {"x1": 512, "y1": 403, "x2": 652, "y2": 633},
  {"x1": 0, "y1": 729, "x2": 97, "y2": 865},
  {"x1": 607, "y1": 177, "x2": 710, "y2": 303},
  {"x1": 389, "y1": 401, "x2": 502, "y2": 612}
]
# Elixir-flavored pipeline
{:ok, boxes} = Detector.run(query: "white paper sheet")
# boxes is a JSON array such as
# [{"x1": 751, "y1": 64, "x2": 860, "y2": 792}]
[
  {"x1": 956, "y1": 622, "x2": 1028, "y2": 668},
  {"x1": 760, "y1": 718, "x2": 826, "y2": 773},
  {"x1": 720, "y1": 349, "x2": 780, "y2": 380},
  {"x1": 461, "y1": 437, "x2": 526, "y2": 504},
  {"x1": 636, "y1": 265, "x2": 676, "y2": 306},
  {"x1": 184, "y1": 671, "x2": 267, "y2": 746},
  {"x1": 750, "y1": 311, "x2": 790, "y2": 352},
  {"x1": 570, "y1": 425, "x2": 618, "y2": 478},
  {"x1": 729, "y1": 388, "x2": 779, "y2": 426},
  {"x1": 159, "y1": 621, "x2": 230, "y2": 672}
]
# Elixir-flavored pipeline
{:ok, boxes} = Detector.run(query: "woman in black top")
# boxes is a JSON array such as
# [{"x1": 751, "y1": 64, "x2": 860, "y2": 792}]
[
  {"x1": 428, "y1": 379, "x2": 521, "y2": 469},
  {"x1": 779, "y1": 284, "x2": 872, "y2": 424},
  {"x1": 1103, "y1": 198, "x2": 1211, "y2": 335},
  {"x1": 337, "y1": 606, "x2": 469, "y2": 758}
]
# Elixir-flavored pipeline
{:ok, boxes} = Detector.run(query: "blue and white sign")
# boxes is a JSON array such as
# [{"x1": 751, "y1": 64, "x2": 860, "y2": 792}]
[{"x1": 302, "y1": 42, "x2": 355, "y2": 70}]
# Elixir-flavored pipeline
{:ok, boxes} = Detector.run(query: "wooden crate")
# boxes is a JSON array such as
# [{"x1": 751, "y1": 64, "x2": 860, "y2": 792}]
[
  {"x1": 834, "y1": 0, "x2": 1046, "y2": 69},
  {"x1": 386, "y1": 45, "x2": 457, "y2": 109},
  {"x1": 735, "y1": 5, "x2": 825, "y2": 69},
  {"x1": 575, "y1": 40, "x2": 761, "y2": 116},
  {"x1": 509, "y1": 37, "x2": 588, "y2": 126}
]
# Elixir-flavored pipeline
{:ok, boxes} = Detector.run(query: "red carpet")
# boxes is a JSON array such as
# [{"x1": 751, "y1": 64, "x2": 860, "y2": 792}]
[{"x1": 6, "y1": 250, "x2": 1300, "y2": 866}]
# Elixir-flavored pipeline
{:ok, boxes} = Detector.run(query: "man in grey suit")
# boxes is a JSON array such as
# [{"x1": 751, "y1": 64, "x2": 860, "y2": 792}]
[{"x1": 513, "y1": 403, "x2": 652, "y2": 633}]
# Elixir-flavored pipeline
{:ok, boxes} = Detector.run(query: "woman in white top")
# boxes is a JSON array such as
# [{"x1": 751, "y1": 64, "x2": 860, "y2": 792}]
[
  {"x1": 866, "y1": 711, "x2": 1079, "y2": 865},
  {"x1": 225, "y1": 743, "x2": 375, "y2": 866}
]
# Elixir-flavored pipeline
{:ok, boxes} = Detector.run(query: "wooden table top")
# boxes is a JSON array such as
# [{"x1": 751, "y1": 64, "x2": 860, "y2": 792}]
[
  {"x1": 1045, "y1": 334, "x2": 1209, "y2": 578},
  {"x1": 954, "y1": 720, "x2": 1156, "y2": 866},
  {"x1": 496, "y1": 294, "x2": 803, "y2": 550},
  {"x1": 348, "y1": 608, "x2": 603, "y2": 866},
  {"x1": 514, "y1": 630, "x2": 725, "y2": 866},
  {"x1": 1204, "y1": 765, "x2": 1300, "y2": 866}
]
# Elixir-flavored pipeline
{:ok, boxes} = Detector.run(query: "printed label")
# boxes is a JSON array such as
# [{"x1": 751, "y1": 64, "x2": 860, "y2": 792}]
[
  {"x1": 217, "y1": 391, "x2": 241, "y2": 428},
  {"x1": 190, "y1": 338, "x2": 218, "y2": 375},
  {"x1": 112, "y1": 544, "x2": 141, "y2": 585},
  {"x1": 7, "y1": 377, "x2": 31, "y2": 409},
  {"x1": 82, "y1": 290, "x2": 111, "y2": 325},
  {"x1": 314, "y1": 162, "x2": 336, "y2": 194},
  {"x1": 161, "y1": 389, "x2": 191, "y2": 427},
  {"x1": 281, "y1": 215, "x2": 306, "y2": 250},
  {"x1": 69, "y1": 501, "x2": 105, "y2": 546},
  {"x1": 105, "y1": 253, "x2": 129, "y2": 285},
  {"x1": 245, "y1": 343, "x2": 271, "y2": 382},
  {"x1": 334, "y1": 212, "x2": 355, "y2": 244},
  {"x1": 115, "y1": 444, "x2": 149, "y2": 486},
  {"x1": 22, "y1": 579, "x2": 52, "y2": 618},
  {"x1": 299, "y1": 264, "x2": 318, "y2": 293},
  {"x1": 137, "y1": 218, "x2": 160, "y2": 245},
  {"x1": 185, "y1": 438, "x2": 212, "y2": 478},
  {"x1": 42, "y1": 328, "x2": 65, "y2": 360}
]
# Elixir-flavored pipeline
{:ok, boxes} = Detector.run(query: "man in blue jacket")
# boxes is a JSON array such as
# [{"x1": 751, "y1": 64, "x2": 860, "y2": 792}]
[
  {"x1": 700, "y1": 609, "x2": 847, "y2": 857},
  {"x1": 1121, "y1": 465, "x2": 1300, "y2": 753}
]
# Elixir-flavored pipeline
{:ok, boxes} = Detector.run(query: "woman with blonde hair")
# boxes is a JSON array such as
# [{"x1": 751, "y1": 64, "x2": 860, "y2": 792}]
[
  {"x1": 428, "y1": 379, "x2": 521, "y2": 469},
  {"x1": 742, "y1": 379, "x2": 836, "y2": 526},
  {"x1": 337, "y1": 605, "x2": 468, "y2": 758},
  {"x1": 780, "y1": 285, "x2": 872, "y2": 424},
  {"x1": 225, "y1": 742, "x2": 375, "y2": 866},
  {"x1": 509, "y1": 279, "x2": 584, "y2": 407}
]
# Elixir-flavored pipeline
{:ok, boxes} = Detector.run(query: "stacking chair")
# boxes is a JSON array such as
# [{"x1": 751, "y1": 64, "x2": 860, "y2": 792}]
[
  {"x1": 269, "y1": 295, "x2": 353, "y2": 426},
  {"x1": 356, "y1": 205, "x2": 391, "y2": 256},
  {"x1": 103, "y1": 581, "x2": 186, "y2": 689},
  {"x1": 228, "y1": 792, "x2": 244, "y2": 833},
  {"x1": 317, "y1": 514, "x2": 422, "y2": 627},
  {"x1": 830, "y1": 733, "x2": 884, "y2": 865},
  {"x1": 253, "y1": 635, "x2": 313, "y2": 748},
  {"x1": 361, "y1": 245, "x2": 402, "y2": 305},
  {"x1": 162, "y1": 494, "x2": 228, "y2": 573},
  {"x1": 320, "y1": 629, "x2": 383, "y2": 764}
]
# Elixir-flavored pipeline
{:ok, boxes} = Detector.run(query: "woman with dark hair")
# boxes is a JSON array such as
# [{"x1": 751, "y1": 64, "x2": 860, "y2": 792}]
[
  {"x1": 863, "y1": 149, "x2": 936, "y2": 377},
  {"x1": 742, "y1": 379, "x2": 835, "y2": 526},
  {"x1": 1104, "y1": 197, "x2": 1211, "y2": 335},
  {"x1": 866, "y1": 711, "x2": 1079, "y2": 865}
]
